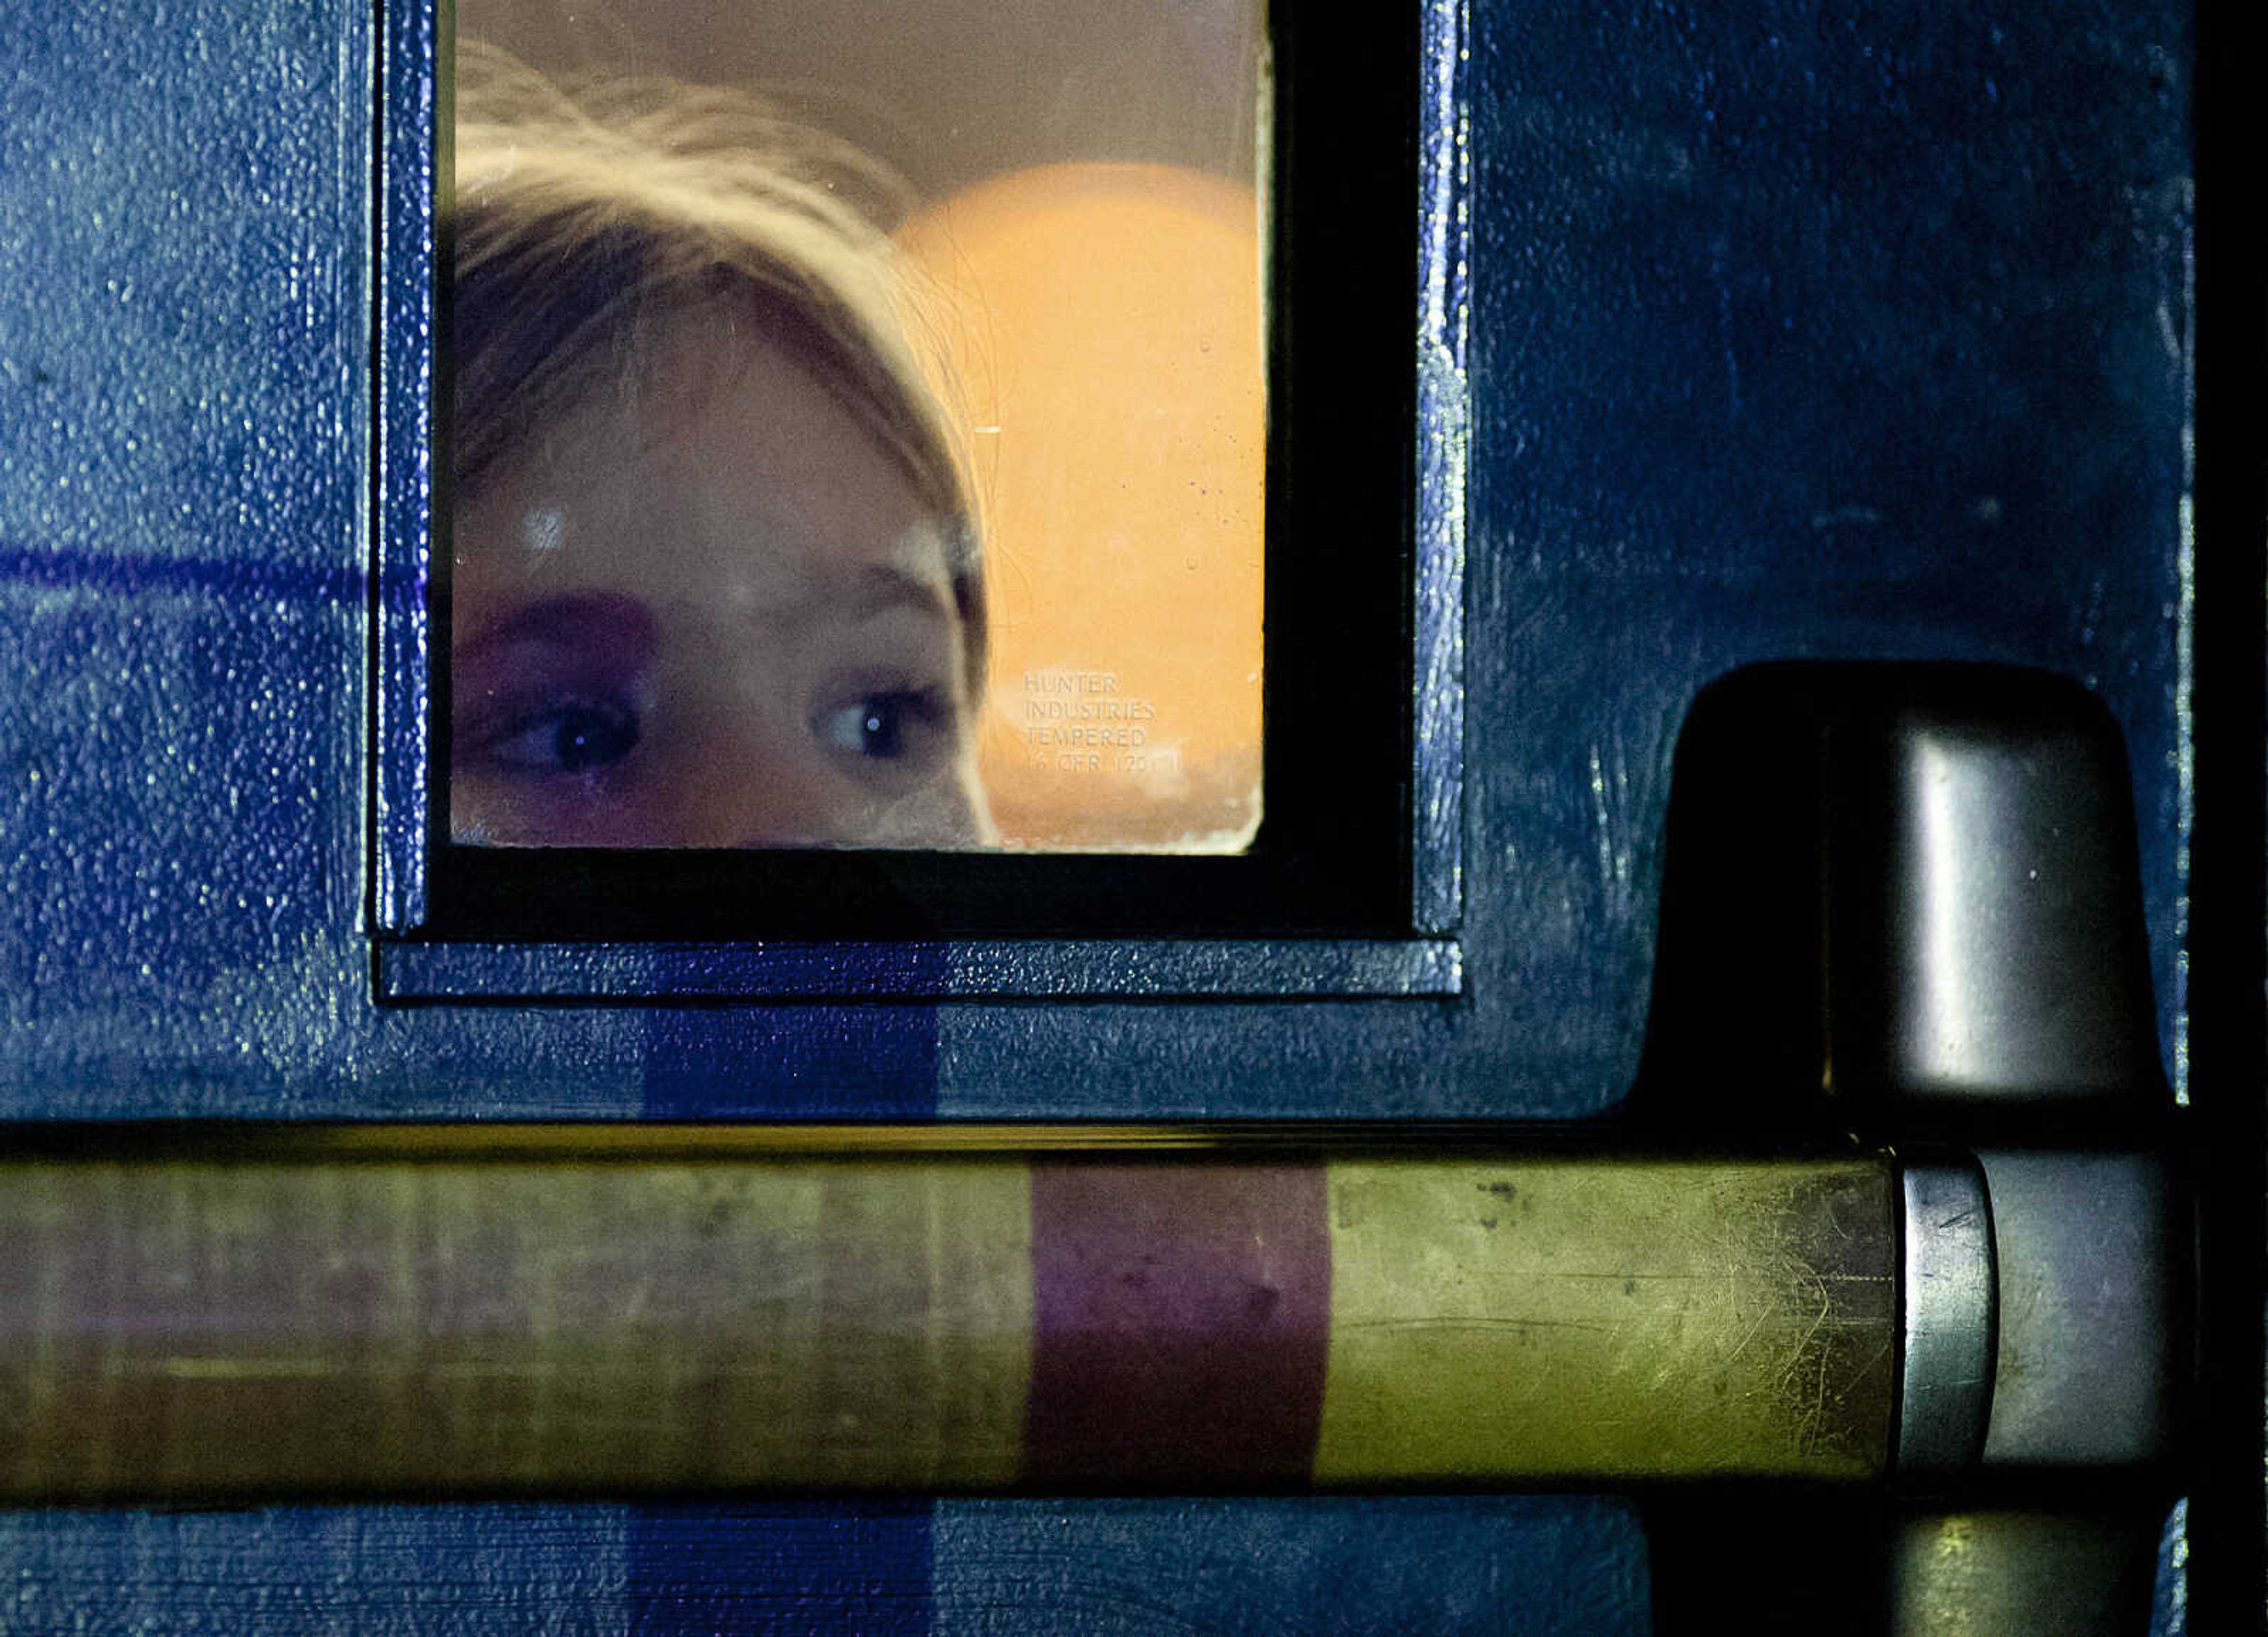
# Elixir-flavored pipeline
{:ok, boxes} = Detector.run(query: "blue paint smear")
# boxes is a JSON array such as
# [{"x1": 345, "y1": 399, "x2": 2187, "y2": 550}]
[
  {"x1": 0, "y1": 544, "x2": 368, "y2": 606},
  {"x1": 637, "y1": 941, "x2": 948, "y2": 1119},
  {"x1": 631, "y1": 982, "x2": 942, "y2": 1632},
  {"x1": 637, "y1": 1004, "x2": 941, "y2": 1120},
  {"x1": 628, "y1": 1502, "x2": 932, "y2": 1637}
]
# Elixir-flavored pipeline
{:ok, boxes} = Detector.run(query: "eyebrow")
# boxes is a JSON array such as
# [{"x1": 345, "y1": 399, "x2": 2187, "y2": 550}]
[
  {"x1": 456, "y1": 591, "x2": 660, "y2": 663},
  {"x1": 843, "y1": 563, "x2": 954, "y2": 624}
]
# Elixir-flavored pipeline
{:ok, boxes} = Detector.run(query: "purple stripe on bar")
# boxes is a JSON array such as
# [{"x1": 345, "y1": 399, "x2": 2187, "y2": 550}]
[{"x1": 1025, "y1": 1163, "x2": 1330, "y2": 1483}]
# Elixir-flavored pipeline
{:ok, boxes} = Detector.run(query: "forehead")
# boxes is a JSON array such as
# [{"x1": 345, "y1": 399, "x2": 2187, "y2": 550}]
[{"x1": 458, "y1": 314, "x2": 954, "y2": 606}]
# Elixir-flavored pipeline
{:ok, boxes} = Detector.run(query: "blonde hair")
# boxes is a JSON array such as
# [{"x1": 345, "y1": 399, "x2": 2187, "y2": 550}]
[{"x1": 450, "y1": 43, "x2": 984, "y2": 684}]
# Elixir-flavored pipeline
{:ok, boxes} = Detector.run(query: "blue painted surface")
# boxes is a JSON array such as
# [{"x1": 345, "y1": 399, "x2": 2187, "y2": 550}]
[
  {"x1": 374, "y1": 0, "x2": 438, "y2": 932},
  {"x1": 380, "y1": 937, "x2": 1461, "y2": 1000},
  {"x1": 4, "y1": 1506, "x2": 631, "y2": 1633},
  {"x1": 933, "y1": 1498, "x2": 1650, "y2": 1635},
  {"x1": 0, "y1": 0, "x2": 2194, "y2": 1632},
  {"x1": 1464, "y1": 2, "x2": 2192, "y2": 1106}
]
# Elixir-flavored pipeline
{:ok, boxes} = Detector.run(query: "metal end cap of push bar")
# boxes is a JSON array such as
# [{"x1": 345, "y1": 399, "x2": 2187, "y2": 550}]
[{"x1": 1635, "y1": 661, "x2": 2165, "y2": 1120}]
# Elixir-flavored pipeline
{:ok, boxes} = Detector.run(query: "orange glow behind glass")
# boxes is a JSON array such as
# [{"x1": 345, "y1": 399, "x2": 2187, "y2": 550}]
[{"x1": 901, "y1": 164, "x2": 1265, "y2": 850}]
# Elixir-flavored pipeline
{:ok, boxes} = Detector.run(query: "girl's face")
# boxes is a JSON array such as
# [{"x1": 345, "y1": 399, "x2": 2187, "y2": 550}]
[{"x1": 450, "y1": 317, "x2": 990, "y2": 847}]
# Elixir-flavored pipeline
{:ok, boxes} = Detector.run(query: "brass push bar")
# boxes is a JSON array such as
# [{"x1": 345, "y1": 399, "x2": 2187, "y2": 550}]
[{"x1": 0, "y1": 1125, "x2": 1992, "y2": 1501}]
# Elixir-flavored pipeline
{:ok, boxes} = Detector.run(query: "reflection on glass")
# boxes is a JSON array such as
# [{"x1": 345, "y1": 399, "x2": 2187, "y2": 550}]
[{"x1": 449, "y1": 2, "x2": 1265, "y2": 851}]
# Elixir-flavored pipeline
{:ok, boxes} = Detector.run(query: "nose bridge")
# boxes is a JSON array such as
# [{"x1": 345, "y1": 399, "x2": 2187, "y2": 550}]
[
  {"x1": 665, "y1": 628, "x2": 830, "y2": 849},
  {"x1": 715, "y1": 756, "x2": 826, "y2": 849},
  {"x1": 718, "y1": 735, "x2": 836, "y2": 852}
]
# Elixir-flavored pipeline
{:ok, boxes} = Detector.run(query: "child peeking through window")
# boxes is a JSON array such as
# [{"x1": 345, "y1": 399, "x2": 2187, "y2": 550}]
[{"x1": 448, "y1": 47, "x2": 991, "y2": 848}]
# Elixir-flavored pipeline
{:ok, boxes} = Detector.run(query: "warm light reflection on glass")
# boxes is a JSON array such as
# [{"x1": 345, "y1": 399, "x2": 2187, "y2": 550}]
[{"x1": 903, "y1": 165, "x2": 1265, "y2": 850}]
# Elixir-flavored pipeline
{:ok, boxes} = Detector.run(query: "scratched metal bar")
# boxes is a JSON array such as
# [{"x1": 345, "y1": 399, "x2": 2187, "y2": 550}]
[{"x1": 0, "y1": 1138, "x2": 1896, "y2": 1500}]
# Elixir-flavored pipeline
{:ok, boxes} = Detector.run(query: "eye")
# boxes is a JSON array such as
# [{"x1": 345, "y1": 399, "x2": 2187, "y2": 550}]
[
  {"x1": 814, "y1": 690, "x2": 945, "y2": 762},
  {"x1": 484, "y1": 699, "x2": 640, "y2": 775}
]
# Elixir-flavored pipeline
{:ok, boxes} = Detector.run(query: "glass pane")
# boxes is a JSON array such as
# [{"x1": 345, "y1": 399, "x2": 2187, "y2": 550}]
[{"x1": 449, "y1": 0, "x2": 1267, "y2": 852}]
